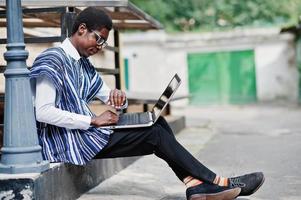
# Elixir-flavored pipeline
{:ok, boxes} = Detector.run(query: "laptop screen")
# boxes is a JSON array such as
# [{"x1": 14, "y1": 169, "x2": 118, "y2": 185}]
[{"x1": 152, "y1": 74, "x2": 181, "y2": 120}]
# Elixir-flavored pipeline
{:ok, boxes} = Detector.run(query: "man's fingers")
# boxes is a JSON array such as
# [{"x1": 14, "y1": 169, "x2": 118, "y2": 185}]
[
  {"x1": 109, "y1": 89, "x2": 126, "y2": 108},
  {"x1": 118, "y1": 91, "x2": 123, "y2": 107},
  {"x1": 111, "y1": 89, "x2": 119, "y2": 107},
  {"x1": 121, "y1": 91, "x2": 126, "y2": 105},
  {"x1": 119, "y1": 91, "x2": 124, "y2": 105},
  {"x1": 108, "y1": 110, "x2": 118, "y2": 123},
  {"x1": 117, "y1": 91, "x2": 126, "y2": 107},
  {"x1": 109, "y1": 90, "x2": 114, "y2": 106},
  {"x1": 115, "y1": 90, "x2": 120, "y2": 107}
]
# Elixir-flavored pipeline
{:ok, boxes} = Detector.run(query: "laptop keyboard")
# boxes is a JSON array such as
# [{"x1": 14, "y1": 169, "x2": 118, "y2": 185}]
[{"x1": 118, "y1": 112, "x2": 152, "y2": 125}]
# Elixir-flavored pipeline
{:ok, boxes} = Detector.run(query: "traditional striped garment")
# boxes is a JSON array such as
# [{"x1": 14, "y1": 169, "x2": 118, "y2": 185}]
[{"x1": 30, "y1": 47, "x2": 111, "y2": 165}]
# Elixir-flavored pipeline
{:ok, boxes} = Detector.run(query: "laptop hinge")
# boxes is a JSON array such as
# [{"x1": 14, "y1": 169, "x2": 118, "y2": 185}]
[{"x1": 150, "y1": 111, "x2": 156, "y2": 122}]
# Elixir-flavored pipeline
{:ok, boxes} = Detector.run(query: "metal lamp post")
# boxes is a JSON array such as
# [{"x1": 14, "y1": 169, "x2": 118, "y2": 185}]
[{"x1": 0, "y1": 0, "x2": 49, "y2": 173}]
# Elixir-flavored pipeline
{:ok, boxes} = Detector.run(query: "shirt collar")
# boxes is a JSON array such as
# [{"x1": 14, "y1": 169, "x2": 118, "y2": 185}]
[{"x1": 60, "y1": 38, "x2": 81, "y2": 61}]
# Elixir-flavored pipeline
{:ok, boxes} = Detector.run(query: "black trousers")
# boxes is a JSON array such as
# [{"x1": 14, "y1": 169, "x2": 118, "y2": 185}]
[{"x1": 94, "y1": 116, "x2": 216, "y2": 183}]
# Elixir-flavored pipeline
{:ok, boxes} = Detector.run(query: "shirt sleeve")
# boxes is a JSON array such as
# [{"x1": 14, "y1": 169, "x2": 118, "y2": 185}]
[
  {"x1": 95, "y1": 81, "x2": 111, "y2": 103},
  {"x1": 35, "y1": 76, "x2": 91, "y2": 130}
]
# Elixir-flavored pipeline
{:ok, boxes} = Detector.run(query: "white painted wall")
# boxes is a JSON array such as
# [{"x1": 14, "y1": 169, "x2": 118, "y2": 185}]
[
  {"x1": 121, "y1": 31, "x2": 189, "y2": 98},
  {"x1": 121, "y1": 29, "x2": 298, "y2": 104},
  {"x1": 255, "y1": 40, "x2": 298, "y2": 102}
]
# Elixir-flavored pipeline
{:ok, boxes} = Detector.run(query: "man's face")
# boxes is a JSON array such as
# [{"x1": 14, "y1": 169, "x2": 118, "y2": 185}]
[{"x1": 76, "y1": 24, "x2": 110, "y2": 57}]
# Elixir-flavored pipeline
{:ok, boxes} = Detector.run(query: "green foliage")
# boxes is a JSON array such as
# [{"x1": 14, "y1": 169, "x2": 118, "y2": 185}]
[{"x1": 131, "y1": 0, "x2": 301, "y2": 32}]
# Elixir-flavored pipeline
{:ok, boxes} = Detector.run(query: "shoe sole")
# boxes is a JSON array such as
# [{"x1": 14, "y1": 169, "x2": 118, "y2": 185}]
[{"x1": 189, "y1": 187, "x2": 241, "y2": 200}]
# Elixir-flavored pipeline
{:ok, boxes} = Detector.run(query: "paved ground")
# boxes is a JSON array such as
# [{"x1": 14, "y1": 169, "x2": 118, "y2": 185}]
[{"x1": 78, "y1": 103, "x2": 301, "y2": 200}]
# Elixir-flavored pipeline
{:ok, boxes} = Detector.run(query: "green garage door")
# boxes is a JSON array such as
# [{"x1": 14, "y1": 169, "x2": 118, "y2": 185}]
[{"x1": 188, "y1": 50, "x2": 257, "y2": 105}]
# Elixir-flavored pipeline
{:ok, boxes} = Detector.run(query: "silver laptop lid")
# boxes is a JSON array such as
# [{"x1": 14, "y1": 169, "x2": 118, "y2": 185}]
[{"x1": 151, "y1": 74, "x2": 181, "y2": 122}]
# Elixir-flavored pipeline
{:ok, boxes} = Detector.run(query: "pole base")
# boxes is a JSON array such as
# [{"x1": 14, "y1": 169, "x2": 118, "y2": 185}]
[{"x1": 0, "y1": 160, "x2": 49, "y2": 174}]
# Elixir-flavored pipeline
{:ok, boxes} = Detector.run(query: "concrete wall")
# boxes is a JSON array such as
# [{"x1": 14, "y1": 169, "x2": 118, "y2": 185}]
[
  {"x1": 121, "y1": 32, "x2": 188, "y2": 97},
  {"x1": 255, "y1": 39, "x2": 298, "y2": 101},
  {"x1": 121, "y1": 29, "x2": 299, "y2": 104}
]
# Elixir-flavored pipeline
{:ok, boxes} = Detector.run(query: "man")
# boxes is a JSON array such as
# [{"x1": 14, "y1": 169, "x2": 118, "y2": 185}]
[{"x1": 30, "y1": 7, "x2": 264, "y2": 200}]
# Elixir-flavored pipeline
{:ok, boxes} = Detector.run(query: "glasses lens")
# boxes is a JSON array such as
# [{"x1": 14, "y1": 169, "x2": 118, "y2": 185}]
[
  {"x1": 93, "y1": 31, "x2": 107, "y2": 46},
  {"x1": 97, "y1": 38, "x2": 105, "y2": 46}
]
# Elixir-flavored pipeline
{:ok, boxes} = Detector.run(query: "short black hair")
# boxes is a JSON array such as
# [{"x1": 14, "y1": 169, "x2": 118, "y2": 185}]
[{"x1": 72, "y1": 7, "x2": 113, "y2": 35}]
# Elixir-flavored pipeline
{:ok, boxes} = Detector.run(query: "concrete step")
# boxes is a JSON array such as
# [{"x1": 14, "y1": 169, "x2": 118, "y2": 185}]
[{"x1": 0, "y1": 115, "x2": 185, "y2": 200}]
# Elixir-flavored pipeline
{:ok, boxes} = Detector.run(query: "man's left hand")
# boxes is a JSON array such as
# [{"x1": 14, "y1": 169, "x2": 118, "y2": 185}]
[{"x1": 108, "y1": 89, "x2": 126, "y2": 109}]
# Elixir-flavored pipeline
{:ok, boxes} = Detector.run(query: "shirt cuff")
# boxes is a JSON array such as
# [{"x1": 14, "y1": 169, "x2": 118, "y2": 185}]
[{"x1": 77, "y1": 115, "x2": 92, "y2": 130}]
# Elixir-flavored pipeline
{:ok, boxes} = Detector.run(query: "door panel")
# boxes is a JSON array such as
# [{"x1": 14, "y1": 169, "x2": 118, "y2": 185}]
[
  {"x1": 188, "y1": 53, "x2": 220, "y2": 104},
  {"x1": 187, "y1": 50, "x2": 256, "y2": 105}
]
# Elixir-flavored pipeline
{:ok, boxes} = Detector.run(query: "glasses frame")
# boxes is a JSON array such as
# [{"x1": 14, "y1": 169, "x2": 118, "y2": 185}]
[{"x1": 92, "y1": 30, "x2": 108, "y2": 48}]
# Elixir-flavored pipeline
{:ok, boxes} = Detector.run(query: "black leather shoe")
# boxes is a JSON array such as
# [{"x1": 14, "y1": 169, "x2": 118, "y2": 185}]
[
  {"x1": 186, "y1": 182, "x2": 241, "y2": 200},
  {"x1": 229, "y1": 172, "x2": 265, "y2": 196}
]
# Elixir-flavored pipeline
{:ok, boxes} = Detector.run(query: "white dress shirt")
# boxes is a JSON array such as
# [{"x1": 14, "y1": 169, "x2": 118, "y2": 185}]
[{"x1": 35, "y1": 38, "x2": 121, "y2": 130}]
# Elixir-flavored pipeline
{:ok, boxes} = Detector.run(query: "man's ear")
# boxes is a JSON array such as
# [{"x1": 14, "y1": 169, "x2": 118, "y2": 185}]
[{"x1": 77, "y1": 23, "x2": 87, "y2": 36}]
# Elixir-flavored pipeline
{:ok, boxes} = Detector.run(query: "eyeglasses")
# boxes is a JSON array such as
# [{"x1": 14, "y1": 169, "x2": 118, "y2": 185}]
[{"x1": 92, "y1": 31, "x2": 108, "y2": 48}]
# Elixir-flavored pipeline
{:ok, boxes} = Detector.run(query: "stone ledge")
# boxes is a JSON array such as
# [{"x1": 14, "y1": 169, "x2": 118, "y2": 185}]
[
  {"x1": 165, "y1": 115, "x2": 186, "y2": 134},
  {"x1": 0, "y1": 115, "x2": 185, "y2": 200},
  {"x1": 0, "y1": 158, "x2": 139, "y2": 200}
]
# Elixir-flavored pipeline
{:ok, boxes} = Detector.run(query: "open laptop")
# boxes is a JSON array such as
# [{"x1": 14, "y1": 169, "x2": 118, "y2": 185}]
[{"x1": 101, "y1": 73, "x2": 181, "y2": 129}]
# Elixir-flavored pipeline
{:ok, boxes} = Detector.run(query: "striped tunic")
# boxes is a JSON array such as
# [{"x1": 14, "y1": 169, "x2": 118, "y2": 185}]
[{"x1": 30, "y1": 47, "x2": 111, "y2": 165}]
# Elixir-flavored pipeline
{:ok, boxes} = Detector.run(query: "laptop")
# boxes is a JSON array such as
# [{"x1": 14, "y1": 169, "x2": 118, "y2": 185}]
[{"x1": 101, "y1": 73, "x2": 181, "y2": 129}]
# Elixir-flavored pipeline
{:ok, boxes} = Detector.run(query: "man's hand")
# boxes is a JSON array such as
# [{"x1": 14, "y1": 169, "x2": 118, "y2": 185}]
[
  {"x1": 108, "y1": 89, "x2": 126, "y2": 109},
  {"x1": 90, "y1": 110, "x2": 119, "y2": 127}
]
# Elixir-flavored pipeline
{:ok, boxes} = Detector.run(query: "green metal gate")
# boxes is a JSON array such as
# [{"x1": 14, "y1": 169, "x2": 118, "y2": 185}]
[{"x1": 187, "y1": 50, "x2": 257, "y2": 105}]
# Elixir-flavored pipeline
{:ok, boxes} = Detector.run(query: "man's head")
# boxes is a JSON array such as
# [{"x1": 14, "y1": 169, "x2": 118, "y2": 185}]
[{"x1": 70, "y1": 7, "x2": 113, "y2": 57}]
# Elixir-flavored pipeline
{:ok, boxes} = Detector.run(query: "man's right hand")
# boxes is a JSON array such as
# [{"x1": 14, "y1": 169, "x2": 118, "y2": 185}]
[{"x1": 90, "y1": 110, "x2": 119, "y2": 127}]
